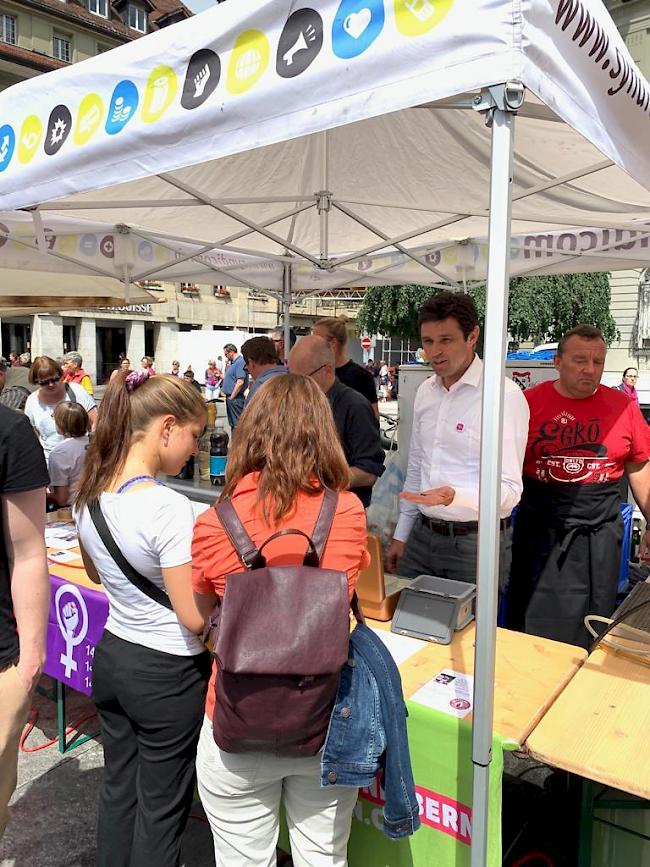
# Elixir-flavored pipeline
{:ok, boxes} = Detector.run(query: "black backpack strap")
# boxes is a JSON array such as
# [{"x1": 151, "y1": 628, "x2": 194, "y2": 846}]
[
  {"x1": 64, "y1": 383, "x2": 77, "y2": 404},
  {"x1": 88, "y1": 500, "x2": 174, "y2": 610},
  {"x1": 215, "y1": 500, "x2": 263, "y2": 569}
]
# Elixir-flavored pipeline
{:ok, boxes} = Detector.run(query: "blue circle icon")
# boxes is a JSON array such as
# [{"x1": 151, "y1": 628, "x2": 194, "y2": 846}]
[
  {"x1": 80, "y1": 234, "x2": 98, "y2": 256},
  {"x1": 332, "y1": 0, "x2": 385, "y2": 60},
  {"x1": 0, "y1": 125, "x2": 16, "y2": 173},
  {"x1": 105, "y1": 80, "x2": 139, "y2": 136},
  {"x1": 137, "y1": 240, "x2": 153, "y2": 261}
]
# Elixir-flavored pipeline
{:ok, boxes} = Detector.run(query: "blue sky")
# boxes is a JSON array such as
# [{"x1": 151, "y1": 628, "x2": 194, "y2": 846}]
[{"x1": 185, "y1": 0, "x2": 217, "y2": 13}]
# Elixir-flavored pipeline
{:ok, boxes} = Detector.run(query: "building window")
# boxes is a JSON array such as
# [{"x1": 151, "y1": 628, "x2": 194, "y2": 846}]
[
  {"x1": 88, "y1": 0, "x2": 108, "y2": 17},
  {"x1": 0, "y1": 14, "x2": 16, "y2": 45},
  {"x1": 53, "y1": 33, "x2": 71, "y2": 63},
  {"x1": 96, "y1": 43, "x2": 110, "y2": 54},
  {"x1": 128, "y1": 5, "x2": 147, "y2": 32}
]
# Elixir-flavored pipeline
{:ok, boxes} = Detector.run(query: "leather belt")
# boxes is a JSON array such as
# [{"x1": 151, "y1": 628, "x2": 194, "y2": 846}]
[{"x1": 420, "y1": 515, "x2": 511, "y2": 536}]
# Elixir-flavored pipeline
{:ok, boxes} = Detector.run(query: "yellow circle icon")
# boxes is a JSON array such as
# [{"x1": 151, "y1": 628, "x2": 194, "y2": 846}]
[
  {"x1": 394, "y1": 0, "x2": 454, "y2": 36},
  {"x1": 74, "y1": 94, "x2": 104, "y2": 146},
  {"x1": 227, "y1": 30, "x2": 269, "y2": 95},
  {"x1": 142, "y1": 66, "x2": 178, "y2": 124},
  {"x1": 58, "y1": 234, "x2": 78, "y2": 255},
  {"x1": 18, "y1": 115, "x2": 43, "y2": 164}
]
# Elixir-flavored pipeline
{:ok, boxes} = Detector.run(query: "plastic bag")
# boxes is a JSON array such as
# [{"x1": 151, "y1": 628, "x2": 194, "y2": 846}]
[{"x1": 366, "y1": 447, "x2": 407, "y2": 551}]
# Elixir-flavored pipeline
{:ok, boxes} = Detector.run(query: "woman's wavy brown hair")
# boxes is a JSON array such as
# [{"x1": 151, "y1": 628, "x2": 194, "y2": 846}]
[
  {"x1": 221, "y1": 373, "x2": 349, "y2": 524},
  {"x1": 75, "y1": 373, "x2": 206, "y2": 510}
]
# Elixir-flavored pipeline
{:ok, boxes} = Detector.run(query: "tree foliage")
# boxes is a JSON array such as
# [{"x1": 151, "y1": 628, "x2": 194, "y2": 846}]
[{"x1": 355, "y1": 273, "x2": 619, "y2": 344}]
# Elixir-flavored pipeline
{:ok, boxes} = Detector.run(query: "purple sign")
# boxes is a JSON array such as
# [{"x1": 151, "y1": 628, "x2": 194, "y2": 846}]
[{"x1": 44, "y1": 574, "x2": 108, "y2": 696}]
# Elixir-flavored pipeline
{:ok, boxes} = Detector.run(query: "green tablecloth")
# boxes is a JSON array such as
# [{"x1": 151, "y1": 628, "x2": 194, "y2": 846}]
[{"x1": 281, "y1": 697, "x2": 506, "y2": 865}]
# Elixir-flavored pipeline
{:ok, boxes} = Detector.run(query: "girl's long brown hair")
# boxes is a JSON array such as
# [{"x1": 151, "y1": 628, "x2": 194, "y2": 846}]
[
  {"x1": 75, "y1": 372, "x2": 206, "y2": 510},
  {"x1": 221, "y1": 374, "x2": 349, "y2": 524}
]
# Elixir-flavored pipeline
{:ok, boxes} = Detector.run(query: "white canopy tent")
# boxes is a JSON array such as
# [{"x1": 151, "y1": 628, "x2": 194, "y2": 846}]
[{"x1": 1, "y1": 1, "x2": 649, "y2": 862}]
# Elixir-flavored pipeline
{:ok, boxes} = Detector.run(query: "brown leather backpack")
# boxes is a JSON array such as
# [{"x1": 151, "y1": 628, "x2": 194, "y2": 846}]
[{"x1": 206, "y1": 488, "x2": 362, "y2": 757}]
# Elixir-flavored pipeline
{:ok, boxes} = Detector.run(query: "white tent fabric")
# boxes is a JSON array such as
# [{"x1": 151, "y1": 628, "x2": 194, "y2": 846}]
[
  {"x1": 2, "y1": 210, "x2": 649, "y2": 294},
  {"x1": 0, "y1": 2, "x2": 648, "y2": 864}
]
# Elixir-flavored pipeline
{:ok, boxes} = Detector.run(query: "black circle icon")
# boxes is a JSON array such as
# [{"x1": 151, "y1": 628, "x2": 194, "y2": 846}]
[
  {"x1": 181, "y1": 49, "x2": 221, "y2": 110},
  {"x1": 44, "y1": 105, "x2": 72, "y2": 156},
  {"x1": 277, "y1": 9, "x2": 323, "y2": 79}
]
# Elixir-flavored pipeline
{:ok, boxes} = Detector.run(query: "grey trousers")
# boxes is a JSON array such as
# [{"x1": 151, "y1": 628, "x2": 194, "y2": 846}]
[{"x1": 399, "y1": 515, "x2": 512, "y2": 592}]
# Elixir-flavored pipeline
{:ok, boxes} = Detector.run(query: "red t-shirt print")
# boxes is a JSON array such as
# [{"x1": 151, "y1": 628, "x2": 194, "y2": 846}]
[{"x1": 523, "y1": 381, "x2": 650, "y2": 485}]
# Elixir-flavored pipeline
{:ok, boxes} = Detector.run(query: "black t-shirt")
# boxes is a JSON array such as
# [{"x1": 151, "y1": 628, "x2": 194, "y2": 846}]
[
  {"x1": 327, "y1": 379, "x2": 385, "y2": 508},
  {"x1": 0, "y1": 406, "x2": 49, "y2": 667},
  {"x1": 336, "y1": 360, "x2": 378, "y2": 408}
]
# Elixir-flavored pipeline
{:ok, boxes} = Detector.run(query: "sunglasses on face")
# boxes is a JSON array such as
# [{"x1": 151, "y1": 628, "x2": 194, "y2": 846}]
[{"x1": 38, "y1": 376, "x2": 62, "y2": 387}]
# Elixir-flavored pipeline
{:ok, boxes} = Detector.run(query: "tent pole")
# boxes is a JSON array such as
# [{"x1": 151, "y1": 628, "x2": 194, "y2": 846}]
[
  {"x1": 282, "y1": 263, "x2": 292, "y2": 362},
  {"x1": 471, "y1": 83, "x2": 521, "y2": 867}
]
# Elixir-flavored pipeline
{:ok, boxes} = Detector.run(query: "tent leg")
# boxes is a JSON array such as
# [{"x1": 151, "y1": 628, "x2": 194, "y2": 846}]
[
  {"x1": 282, "y1": 264, "x2": 292, "y2": 362},
  {"x1": 471, "y1": 94, "x2": 517, "y2": 867}
]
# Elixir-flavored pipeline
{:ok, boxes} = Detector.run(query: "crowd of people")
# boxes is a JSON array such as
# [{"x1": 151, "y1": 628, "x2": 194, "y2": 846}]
[{"x1": 1, "y1": 296, "x2": 648, "y2": 865}]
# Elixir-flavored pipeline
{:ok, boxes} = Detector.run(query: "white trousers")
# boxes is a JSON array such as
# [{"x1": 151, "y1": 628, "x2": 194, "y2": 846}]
[{"x1": 196, "y1": 717, "x2": 358, "y2": 867}]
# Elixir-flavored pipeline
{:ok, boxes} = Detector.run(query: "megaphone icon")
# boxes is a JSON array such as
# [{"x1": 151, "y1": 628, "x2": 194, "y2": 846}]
[{"x1": 283, "y1": 31, "x2": 309, "y2": 66}]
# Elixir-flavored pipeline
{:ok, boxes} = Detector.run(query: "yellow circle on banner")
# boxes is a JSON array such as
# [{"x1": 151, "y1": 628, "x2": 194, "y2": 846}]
[
  {"x1": 17, "y1": 115, "x2": 43, "y2": 164},
  {"x1": 394, "y1": 0, "x2": 454, "y2": 36},
  {"x1": 141, "y1": 65, "x2": 178, "y2": 124},
  {"x1": 227, "y1": 30, "x2": 269, "y2": 95},
  {"x1": 74, "y1": 94, "x2": 104, "y2": 146},
  {"x1": 58, "y1": 234, "x2": 77, "y2": 255}
]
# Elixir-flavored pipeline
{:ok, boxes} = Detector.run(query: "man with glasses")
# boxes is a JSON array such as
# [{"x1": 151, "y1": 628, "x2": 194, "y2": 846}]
[
  {"x1": 24, "y1": 356, "x2": 96, "y2": 463},
  {"x1": 241, "y1": 337, "x2": 286, "y2": 407},
  {"x1": 288, "y1": 335, "x2": 384, "y2": 507},
  {"x1": 222, "y1": 344, "x2": 248, "y2": 433}
]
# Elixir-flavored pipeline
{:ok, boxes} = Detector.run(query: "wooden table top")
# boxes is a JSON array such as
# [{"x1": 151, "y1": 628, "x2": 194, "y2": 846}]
[
  {"x1": 370, "y1": 620, "x2": 586, "y2": 748},
  {"x1": 526, "y1": 646, "x2": 650, "y2": 799}
]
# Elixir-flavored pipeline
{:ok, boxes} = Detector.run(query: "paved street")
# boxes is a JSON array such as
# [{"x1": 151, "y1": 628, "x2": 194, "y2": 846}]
[{"x1": 0, "y1": 679, "x2": 215, "y2": 867}]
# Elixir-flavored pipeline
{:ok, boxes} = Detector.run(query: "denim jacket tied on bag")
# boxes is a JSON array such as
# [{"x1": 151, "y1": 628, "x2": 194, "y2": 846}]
[{"x1": 320, "y1": 622, "x2": 421, "y2": 839}]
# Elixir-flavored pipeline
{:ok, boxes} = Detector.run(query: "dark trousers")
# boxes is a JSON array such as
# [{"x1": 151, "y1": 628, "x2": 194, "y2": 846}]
[
  {"x1": 92, "y1": 631, "x2": 211, "y2": 867},
  {"x1": 225, "y1": 394, "x2": 245, "y2": 431},
  {"x1": 399, "y1": 515, "x2": 512, "y2": 592}
]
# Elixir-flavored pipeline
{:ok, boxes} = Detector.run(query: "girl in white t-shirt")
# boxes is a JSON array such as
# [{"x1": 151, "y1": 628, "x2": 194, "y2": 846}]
[{"x1": 74, "y1": 370, "x2": 210, "y2": 867}]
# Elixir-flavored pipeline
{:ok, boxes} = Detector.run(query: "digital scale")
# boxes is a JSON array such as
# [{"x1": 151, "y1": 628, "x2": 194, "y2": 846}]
[{"x1": 391, "y1": 575, "x2": 476, "y2": 645}]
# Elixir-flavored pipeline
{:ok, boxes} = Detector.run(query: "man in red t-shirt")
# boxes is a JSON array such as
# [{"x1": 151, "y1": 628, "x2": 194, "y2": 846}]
[{"x1": 507, "y1": 324, "x2": 650, "y2": 648}]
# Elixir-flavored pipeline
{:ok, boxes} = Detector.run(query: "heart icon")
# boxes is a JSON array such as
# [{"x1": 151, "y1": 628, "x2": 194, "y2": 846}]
[{"x1": 344, "y1": 8, "x2": 372, "y2": 39}]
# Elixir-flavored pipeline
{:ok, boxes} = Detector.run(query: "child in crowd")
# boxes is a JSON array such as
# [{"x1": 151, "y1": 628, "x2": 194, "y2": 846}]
[{"x1": 47, "y1": 403, "x2": 89, "y2": 508}]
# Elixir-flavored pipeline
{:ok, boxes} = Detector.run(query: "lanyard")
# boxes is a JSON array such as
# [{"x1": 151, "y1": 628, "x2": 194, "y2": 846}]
[{"x1": 116, "y1": 475, "x2": 163, "y2": 494}]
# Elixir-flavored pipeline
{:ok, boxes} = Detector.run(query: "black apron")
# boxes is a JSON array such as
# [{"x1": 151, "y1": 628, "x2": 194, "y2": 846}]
[{"x1": 507, "y1": 477, "x2": 623, "y2": 649}]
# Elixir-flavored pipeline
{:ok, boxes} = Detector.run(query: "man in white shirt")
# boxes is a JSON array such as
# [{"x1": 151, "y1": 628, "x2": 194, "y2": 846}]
[{"x1": 386, "y1": 292, "x2": 529, "y2": 586}]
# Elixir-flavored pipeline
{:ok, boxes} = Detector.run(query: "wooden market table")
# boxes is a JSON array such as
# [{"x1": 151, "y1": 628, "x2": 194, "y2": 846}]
[
  {"x1": 526, "y1": 645, "x2": 650, "y2": 866},
  {"x1": 372, "y1": 619, "x2": 587, "y2": 747}
]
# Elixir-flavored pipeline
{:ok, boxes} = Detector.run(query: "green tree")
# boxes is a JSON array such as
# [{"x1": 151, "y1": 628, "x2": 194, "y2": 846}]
[{"x1": 356, "y1": 273, "x2": 619, "y2": 344}]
